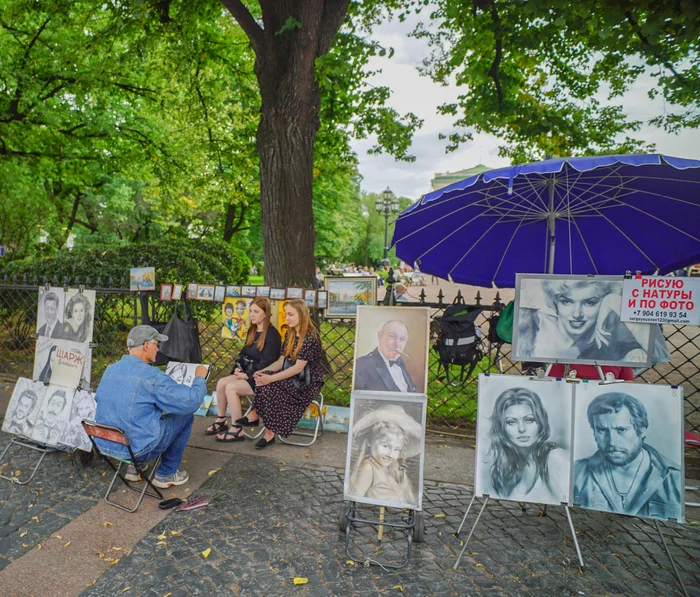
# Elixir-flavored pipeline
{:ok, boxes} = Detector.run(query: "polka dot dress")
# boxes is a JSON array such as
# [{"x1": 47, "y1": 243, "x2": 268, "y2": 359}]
[{"x1": 253, "y1": 333, "x2": 324, "y2": 437}]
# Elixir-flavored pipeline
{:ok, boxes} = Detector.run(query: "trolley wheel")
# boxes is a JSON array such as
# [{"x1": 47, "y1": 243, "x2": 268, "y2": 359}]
[
  {"x1": 413, "y1": 510, "x2": 425, "y2": 543},
  {"x1": 338, "y1": 503, "x2": 350, "y2": 533}
]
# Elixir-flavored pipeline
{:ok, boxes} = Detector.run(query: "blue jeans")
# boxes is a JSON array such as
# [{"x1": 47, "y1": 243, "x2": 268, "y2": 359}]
[{"x1": 138, "y1": 414, "x2": 193, "y2": 476}]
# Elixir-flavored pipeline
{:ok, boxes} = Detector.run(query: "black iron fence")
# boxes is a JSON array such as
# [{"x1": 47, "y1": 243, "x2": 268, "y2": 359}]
[{"x1": 1, "y1": 278, "x2": 698, "y2": 435}]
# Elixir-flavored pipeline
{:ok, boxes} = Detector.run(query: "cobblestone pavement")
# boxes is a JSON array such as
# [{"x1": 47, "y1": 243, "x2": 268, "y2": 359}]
[
  {"x1": 81, "y1": 454, "x2": 700, "y2": 597},
  {"x1": 0, "y1": 441, "x2": 103, "y2": 571}
]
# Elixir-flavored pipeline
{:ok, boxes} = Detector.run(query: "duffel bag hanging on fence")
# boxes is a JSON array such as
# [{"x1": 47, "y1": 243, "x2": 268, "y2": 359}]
[
  {"x1": 159, "y1": 299, "x2": 202, "y2": 364},
  {"x1": 435, "y1": 304, "x2": 483, "y2": 383}
]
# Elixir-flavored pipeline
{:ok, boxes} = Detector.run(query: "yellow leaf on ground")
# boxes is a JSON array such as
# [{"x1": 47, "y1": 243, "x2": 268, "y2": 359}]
[
  {"x1": 170, "y1": 531, "x2": 181, "y2": 536},
  {"x1": 64, "y1": 541, "x2": 71, "y2": 547},
  {"x1": 36, "y1": 544, "x2": 42, "y2": 550},
  {"x1": 22, "y1": 544, "x2": 29, "y2": 548},
  {"x1": 103, "y1": 522, "x2": 113, "y2": 528},
  {"x1": 157, "y1": 534, "x2": 167, "y2": 540},
  {"x1": 201, "y1": 548, "x2": 211, "y2": 558},
  {"x1": 32, "y1": 516, "x2": 39, "y2": 522},
  {"x1": 433, "y1": 513, "x2": 446, "y2": 518},
  {"x1": 14, "y1": 470, "x2": 21, "y2": 476},
  {"x1": 52, "y1": 535, "x2": 62, "y2": 540},
  {"x1": 85, "y1": 581, "x2": 96, "y2": 588},
  {"x1": 163, "y1": 593, "x2": 172, "y2": 597},
  {"x1": 345, "y1": 560, "x2": 355, "y2": 566},
  {"x1": 293, "y1": 578, "x2": 308, "y2": 585},
  {"x1": 156, "y1": 542, "x2": 167, "y2": 547},
  {"x1": 122, "y1": 587, "x2": 131, "y2": 593},
  {"x1": 97, "y1": 552, "x2": 105, "y2": 558},
  {"x1": 20, "y1": 532, "x2": 27, "y2": 537},
  {"x1": 111, "y1": 547, "x2": 122, "y2": 551},
  {"x1": 208, "y1": 468, "x2": 221, "y2": 476},
  {"x1": 304, "y1": 453, "x2": 311, "y2": 458}
]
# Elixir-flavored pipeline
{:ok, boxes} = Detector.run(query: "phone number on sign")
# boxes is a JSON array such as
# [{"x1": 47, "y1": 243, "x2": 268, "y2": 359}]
[{"x1": 628, "y1": 310, "x2": 689, "y2": 324}]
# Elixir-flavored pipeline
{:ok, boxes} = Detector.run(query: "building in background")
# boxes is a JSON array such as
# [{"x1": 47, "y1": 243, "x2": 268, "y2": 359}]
[{"x1": 431, "y1": 164, "x2": 492, "y2": 191}]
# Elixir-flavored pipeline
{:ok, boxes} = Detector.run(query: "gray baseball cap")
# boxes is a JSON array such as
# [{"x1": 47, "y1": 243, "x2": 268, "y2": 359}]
[{"x1": 127, "y1": 325, "x2": 168, "y2": 348}]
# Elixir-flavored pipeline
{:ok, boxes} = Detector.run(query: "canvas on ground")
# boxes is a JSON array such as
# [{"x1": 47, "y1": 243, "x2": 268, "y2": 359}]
[
  {"x1": 58, "y1": 390, "x2": 96, "y2": 452},
  {"x1": 344, "y1": 391, "x2": 427, "y2": 511},
  {"x1": 2, "y1": 378, "x2": 47, "y2": 439},
  {"x1": 31, "y1": 384, "x2": 75, "y2": 447},
  {"x1": 474, "y1": 374, "x2": 573, "y2": 506},
  {"x1": 572, "y1": 381, "x2": 684, "y2": 522},
  {"x1": 513, "y1": 274, "x2": 653, "y2": 367},
  {"x1": 352, "y1": 306, "x2": 430, "y2": 394}
]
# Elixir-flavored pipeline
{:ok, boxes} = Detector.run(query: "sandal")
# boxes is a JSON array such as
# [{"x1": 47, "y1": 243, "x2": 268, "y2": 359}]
[
  {"x1": 206, "y1": 417, "x2": 229, "y2": 436},
  {"x1": 216, "y1": 425, "x2": 245, "y2": 443},
  {"x1": 235, "y1": 415, "x2": 260, "y2": 427}
]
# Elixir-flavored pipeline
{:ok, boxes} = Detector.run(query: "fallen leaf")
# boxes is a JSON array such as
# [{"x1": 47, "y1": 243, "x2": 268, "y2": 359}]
[
  {"x1": 14, "y1": 470, "x2": 21, "y2": 476},
  {"x1": 64, "y1": 541, "x2": 71, "y2": 547},
  {"x1": 156, "y1": 541, "x2": 167, "y2": 547},
  {"x1": 157, "y1": 534, "x2": 167, "y2": 540},
  {"x1": 20, "y1": 531, "x2": 27, "y2": 537},
  {"x1": 279, "y1": 468, "x2": 286, "y2": 472},
  {"x1": 433, "y1": 512, "x2": 446, "y2": 518},
  {"x1": 256, "y1": 490, "x2": 262, "y2": 494},
  {"x1": 304, "y1": 453, "x2": 311, "y2": 458},
  {"x1": 201, "y1": 548, "x2": 211, "y2": 558},
  {"x1": 51, "y1": 535, "x2": 62, "y2": 540},
  {"x1": 32, "y1": 516, "x2": 39, "y2": 522},
  {"x1": 208, "y1": 468, "x2": 221, "y2": 476},
  {"x1": 345, "y1": 560, "x2": 355, "y2": 566},
  {"x1": 36, "y1": 544, "x2": 42, "y2": 550},
  {"x1": 85, "y1": 581, "x2": 96, "y2": 588},
  {"x1": 170, "y1": 531, "x2": 181, "y2": 536},
  {"x1": 437, "y1": 445, "x2": 448, "y2": 449},
  {"x1": 97, "y1": 552, "x2": 105, "y2": 559},
  {"x1": 122, "y1": 588, "x2": 131, "y2": 593},
  {"x1": 22, "y1": 544, "x2": 29, "y2": 548},
  {"x1": 434, "y1": 466, "x2": 441, "y2": 469},
  {"x1": 103, "y1": 522, "x2": 113, "y2": 528},
  {"x1": 293, "y1": 578, "x2": 308, "y2": 585},
  {"x1": 111, "y1": 547, "x2": 122, "y2": 551},
  {"x1": 163, "y1": 593, "x2": 172, "y2": 597},
  {"x1": 101, "y1": 472, "x2": 107, "y2": 477},
  {"x1": 277, "y1": 460, "x2": 285, "y2": 465}
]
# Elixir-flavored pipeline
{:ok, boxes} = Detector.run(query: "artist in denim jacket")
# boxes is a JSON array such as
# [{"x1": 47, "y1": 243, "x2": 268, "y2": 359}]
[{"x1": 94, "y1": 325, "x2": 207, "y2": 489}]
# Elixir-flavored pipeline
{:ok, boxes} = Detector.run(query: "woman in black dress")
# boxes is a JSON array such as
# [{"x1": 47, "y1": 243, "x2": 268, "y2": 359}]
[
  {"x1": 207, "y1": 297, "x2": 281, "y2": 442},
  {"x1": 252, "y1": 299, "x2": 324, "y2": 449}
]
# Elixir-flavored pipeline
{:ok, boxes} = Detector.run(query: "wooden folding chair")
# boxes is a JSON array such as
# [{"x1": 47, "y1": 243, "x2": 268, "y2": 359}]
[{"x1": 82, "y1": 419, "x2": 163, "y2": 513}]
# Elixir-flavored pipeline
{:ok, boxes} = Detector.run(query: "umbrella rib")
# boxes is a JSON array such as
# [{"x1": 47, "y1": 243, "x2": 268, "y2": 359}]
[
  {"x1": 569, "y1": 217, "x2": 600, "y2": 275},
  {"x1": 491, "y1": 217, "x2": 528, "y2": 285}
]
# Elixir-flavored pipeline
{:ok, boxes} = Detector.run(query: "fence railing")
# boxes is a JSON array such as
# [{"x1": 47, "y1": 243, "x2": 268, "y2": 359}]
[{"x1": 0, "y1": 279, "x2": 698, "y2": 435}]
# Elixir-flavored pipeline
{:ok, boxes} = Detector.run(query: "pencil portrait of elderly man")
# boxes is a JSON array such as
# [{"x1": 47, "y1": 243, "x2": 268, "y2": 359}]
[{"x1": 573, "y1": 391, "x2": 683, "y2": 520}]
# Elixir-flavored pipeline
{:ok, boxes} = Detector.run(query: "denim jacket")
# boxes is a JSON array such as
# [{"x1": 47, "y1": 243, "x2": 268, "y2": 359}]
[{"x1": 94, "y1": 355, "x2": 206, "y2": 459}]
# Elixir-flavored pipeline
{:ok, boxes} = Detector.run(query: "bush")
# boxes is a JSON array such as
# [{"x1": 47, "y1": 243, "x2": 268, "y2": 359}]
[
  {"x1": 0, "y1": 238, "x2": 251, "y2": 287},
  {"x1": 255, "y1": 260, "x2": 264, "y2": 277}
]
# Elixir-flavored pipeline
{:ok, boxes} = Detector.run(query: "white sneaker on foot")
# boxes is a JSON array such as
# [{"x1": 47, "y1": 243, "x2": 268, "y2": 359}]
[
  {"x1": 153, "y1": 470, "x2": 189, "y2": 488},
  {"x1": 125, "y1": 462, "x2": 149, "y2": 482}
]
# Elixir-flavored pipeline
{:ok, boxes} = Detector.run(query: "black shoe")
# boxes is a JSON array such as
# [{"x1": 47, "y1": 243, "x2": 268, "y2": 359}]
[
  {"x1": 255, "y1": 436, "x2": 275, "y2": 450},
  {"x1": 235, "y1": 416, "x2": 260, "y2": 427}
]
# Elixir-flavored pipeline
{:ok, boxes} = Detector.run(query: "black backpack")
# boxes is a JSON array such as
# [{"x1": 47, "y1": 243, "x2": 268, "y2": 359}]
[{"x1": 435, "y1": 304, "x2": 483, "y2": 383}]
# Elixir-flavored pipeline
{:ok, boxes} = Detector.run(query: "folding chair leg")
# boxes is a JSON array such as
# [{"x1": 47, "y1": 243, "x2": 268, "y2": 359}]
[
  {"x1": 104, "y1": 456, "x2": 163, "y2": 513},
  {"x1": 279, "y1": 394, "x2": 325, "y2": 447}
]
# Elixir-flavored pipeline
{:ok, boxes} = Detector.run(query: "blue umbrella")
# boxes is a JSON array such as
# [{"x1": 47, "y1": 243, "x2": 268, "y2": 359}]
[{"x1": 392, "y1": 154, "x2": 700, "y2": 288}]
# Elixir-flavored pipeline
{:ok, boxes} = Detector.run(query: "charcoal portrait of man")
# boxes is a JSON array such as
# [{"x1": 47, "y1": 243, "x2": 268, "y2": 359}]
[{"x1": 573, "y1": 391, "x2": 683, "y2": 521}]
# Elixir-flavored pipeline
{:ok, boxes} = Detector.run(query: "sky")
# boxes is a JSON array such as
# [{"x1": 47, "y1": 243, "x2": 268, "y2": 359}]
[{"x1": 350, "y1": 13, "x2": 700, "y2": 200}]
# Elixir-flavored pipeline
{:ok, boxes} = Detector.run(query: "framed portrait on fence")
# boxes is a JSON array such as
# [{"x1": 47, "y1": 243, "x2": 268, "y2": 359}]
[
  {"x1": 304, "y1": 289, "x2": 316, "y2": 308},
  {"x1": 285, "y1": 287, "x2": 304, "y2": 300},
  {"x1": 36, "y1": 287, "x2": 65, "y2": 339},
  {"x1": 352, "y1": 306, "x2": 430, "y2": 395},
  {"x1": 324, "y1": 276, "x2": 377, "y2": 318},
  {"x1": 316, "y1": 290, "x2": 328, "y2": 310},
  {"x1": 160, "y1": 284, "x2": 173, "y2": 302},
  {"x1": 270, "y1": 288, "x2": 286, "y2": 301},
  {"x1": 344, "y1": 391, "x2": 427, "y2": 511},
  {"x1": 241, "y1": 286, "x2": 256, "y2": 298},
  {"x1": 63, "y1": 289, "x2": 96, "y2": 344},
  {"x1": 214, "y1": 285, "x2": 226, "y2": 303},
  {"x1": 572, "y1": 382, "x2": 684, "y2": 522},
  {"x1": 474, "y1": 374, "x2": 573, "y2": 506},
  {"x1": 2, "y1": 378, "x2": 47, "y2": 439},
  {"x1": 197, "y1": 284, "x2": 215, "y2": 301},
  {"x1": 256, "y1": 286, "x2": 271, "y2": 298},
  {"x1": 226, "y1": 286, "x2": 242, "y2": 297},
  {"x1": 186, "y1": 283, "x2": 198, "y2": 300},
  {"x1": 512, "y1": 274, "x2": 654, "y2": 367},
  {"x1": 172, "y1": 284, "x2": 183, "y2": 301}
]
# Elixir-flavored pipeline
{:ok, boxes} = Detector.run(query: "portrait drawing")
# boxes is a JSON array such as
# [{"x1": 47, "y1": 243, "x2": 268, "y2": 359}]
[
  {"x1": 58, "y1": 390, "x2": 96, "y2": 452},
  {"x1": 2, "y1": 378, "x2": 47, "y2": 439},
  {"x1": 344, "y1": 391, "x2": 427, "y2": 510},
  {"x1": 36, "y1": 287, "x2": 65, "y2": 338},
  {"x1": 352, "y1": 306, "x2": 430, "y2": 394},
  {"x1": 572, "y1": 382, "x2": 684, "y2": 522},
  {"x1": 62, "y1": 289, "x2": 96, "y2": 343},
  {"x1": 513, "y1": 274, "x2": 653, "y2": 367},
  {"x1": 31, "y1": 384, "x2": 75, "y2": 447},
  {"x1": 474, "y1": 374, "x2": 573, "y2": 506}
]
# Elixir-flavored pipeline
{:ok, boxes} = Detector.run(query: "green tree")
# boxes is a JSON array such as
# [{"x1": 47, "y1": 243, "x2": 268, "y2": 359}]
[{"x1": 414, "y1": 0, "x2": 699, "y2": 161}]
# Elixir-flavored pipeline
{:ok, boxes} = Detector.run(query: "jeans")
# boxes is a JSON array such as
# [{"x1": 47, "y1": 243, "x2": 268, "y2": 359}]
[{"x1": 138, "y1": 414, "x2": 194, "y2": 476}]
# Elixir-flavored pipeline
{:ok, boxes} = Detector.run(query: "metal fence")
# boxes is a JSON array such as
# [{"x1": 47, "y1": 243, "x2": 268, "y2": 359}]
[{"x1": 0, "y1": 278, "x2": 698, "y2": 435}]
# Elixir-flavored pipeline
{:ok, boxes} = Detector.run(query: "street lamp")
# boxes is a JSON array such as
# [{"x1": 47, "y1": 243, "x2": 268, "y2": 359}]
[{"x1": 375, "y1": 186, "x2": 400, "y2": 263}]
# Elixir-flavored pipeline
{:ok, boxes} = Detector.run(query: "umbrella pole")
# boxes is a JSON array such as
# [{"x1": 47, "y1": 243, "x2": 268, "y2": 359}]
[{"x1": 547, "y1": 176, "x2": 556, "y2": 274}]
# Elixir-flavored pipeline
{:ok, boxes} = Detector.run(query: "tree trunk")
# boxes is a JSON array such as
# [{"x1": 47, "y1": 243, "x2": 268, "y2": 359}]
[{"x1": 221, "y1": 0, "x2": 350, "y2": 287}]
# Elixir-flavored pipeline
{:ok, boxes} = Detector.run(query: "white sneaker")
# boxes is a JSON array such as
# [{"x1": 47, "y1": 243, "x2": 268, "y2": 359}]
[
  {"x1": 125, "y1": 462, "x2": 149, "y2": 482},
  {"x1": 153, "y1": 470, "x2": 190, "y2": 488}
]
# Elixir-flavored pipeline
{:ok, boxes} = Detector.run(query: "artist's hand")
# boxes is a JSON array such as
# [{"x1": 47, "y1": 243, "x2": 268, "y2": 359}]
[{"x1": 195, "y1": 365, "x2": 208, "y2": 378}]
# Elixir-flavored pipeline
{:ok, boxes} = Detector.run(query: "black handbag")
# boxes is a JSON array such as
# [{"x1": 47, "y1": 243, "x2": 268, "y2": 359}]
[
  {"x1": 282, "y1": 356, "x2": 310, "y2": 391},
  {"x1": 159, "y1": 299, "x2": 202, "y2": 364},
  {"x1": 233, "y1": 354, "x2": 258, "y2": 377}
]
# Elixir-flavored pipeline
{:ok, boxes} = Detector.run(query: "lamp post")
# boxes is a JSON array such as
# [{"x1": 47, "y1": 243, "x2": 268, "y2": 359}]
[{"x1": 375, "y1": 186, "x2": 399, "y2": 264}]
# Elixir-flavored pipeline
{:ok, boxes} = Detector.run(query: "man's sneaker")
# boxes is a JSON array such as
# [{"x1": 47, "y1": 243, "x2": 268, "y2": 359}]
[
  {"x1": 125, "y1": 462, "x2": 149, "y2": 482},
  {"x1": 153, "y1": 470, "x2": 190, "y2": 488}
]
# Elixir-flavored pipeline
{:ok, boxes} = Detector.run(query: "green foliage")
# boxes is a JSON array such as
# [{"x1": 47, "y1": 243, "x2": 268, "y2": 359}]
[
  {"x1": 0, "y1": 238, "x2": 251, "y2": 287},
  {"x1": 414, "y1": 0, "x2": 699, "y2": 161}
]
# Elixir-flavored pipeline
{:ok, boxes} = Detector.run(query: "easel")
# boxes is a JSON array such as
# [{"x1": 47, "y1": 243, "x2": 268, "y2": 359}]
[
  {"x1": 0, "y1": 438, "x2": 59, "y2": 485},
  {"x1": 453, "y1": 367, "x2": 585, "y2": 570}
]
